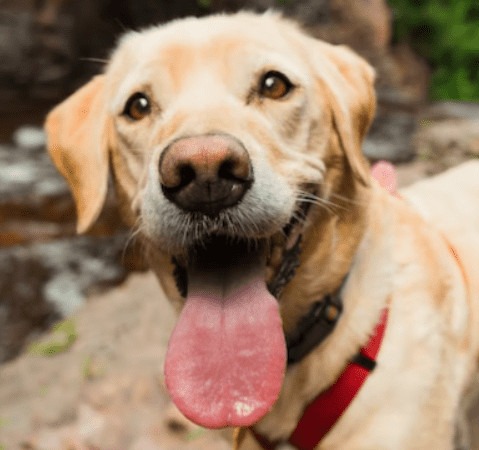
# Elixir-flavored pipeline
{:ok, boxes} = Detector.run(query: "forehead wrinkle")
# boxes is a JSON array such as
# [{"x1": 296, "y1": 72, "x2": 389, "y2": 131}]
[
  {"x1": 151, "y1": 43, "x2": 201, "y2": 94},
  {"x1": 158, "y1": 41, "x2": 311, "y2": 104},
  {"x1": 107, "y1": 22, "x2": 312, "y2": 111}
]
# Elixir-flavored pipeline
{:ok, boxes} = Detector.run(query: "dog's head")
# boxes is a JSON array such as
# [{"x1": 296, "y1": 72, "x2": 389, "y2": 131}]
[{"x1": 46, "y1": 12, "x2": 375, "y2": 430}]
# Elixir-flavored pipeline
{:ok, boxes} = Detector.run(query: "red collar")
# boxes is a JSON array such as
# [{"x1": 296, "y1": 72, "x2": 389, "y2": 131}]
[{"x1": 252, "y1": 309, "x2": 389, "y2": 450}]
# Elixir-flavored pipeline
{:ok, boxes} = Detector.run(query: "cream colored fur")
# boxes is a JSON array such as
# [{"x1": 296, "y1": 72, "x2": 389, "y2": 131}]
[{"x1": 45, "y1": 12, "x2": 479, "y2": 450}]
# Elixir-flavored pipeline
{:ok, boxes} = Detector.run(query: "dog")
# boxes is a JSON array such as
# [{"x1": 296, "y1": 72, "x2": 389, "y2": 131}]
[{"x1": 45, "y1": 12, "x2": 479, "y2": 449}]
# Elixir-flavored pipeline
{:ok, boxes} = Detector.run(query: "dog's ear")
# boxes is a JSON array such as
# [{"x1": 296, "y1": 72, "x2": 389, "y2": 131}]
[
  {"x1": 45, "y1": 75, "x2": 110, "y2": 233},
  {"x1": 309, "y1": 40, "x2": 376, "y2": 184}
]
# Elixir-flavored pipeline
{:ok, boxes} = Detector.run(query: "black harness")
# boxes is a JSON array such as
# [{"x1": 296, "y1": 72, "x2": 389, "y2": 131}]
[{"x1": 266, "y1": 231, "x2": 344, "y2": 366}]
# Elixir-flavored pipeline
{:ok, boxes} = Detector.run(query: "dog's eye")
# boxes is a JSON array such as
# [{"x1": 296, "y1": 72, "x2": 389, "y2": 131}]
[
  {"x1": 259, "y1": 71, "x2": 293, "y2": 100},
  {"x1": 123, "y1": 93, "x2": 151, "y2": 120}
]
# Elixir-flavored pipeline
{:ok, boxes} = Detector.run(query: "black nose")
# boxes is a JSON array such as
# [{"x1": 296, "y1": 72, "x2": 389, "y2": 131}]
[{"x1": 159, "y1": 134, "x2": 253, "y2": 216}]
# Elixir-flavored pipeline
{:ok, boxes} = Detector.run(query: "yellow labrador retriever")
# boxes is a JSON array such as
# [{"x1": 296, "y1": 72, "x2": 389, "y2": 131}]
[{"x1": 45, "y1": 12, "x2": 479, "y2": 450}]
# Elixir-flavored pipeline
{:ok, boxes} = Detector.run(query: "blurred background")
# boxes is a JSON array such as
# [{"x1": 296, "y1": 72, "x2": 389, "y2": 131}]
[{"x1": 0, "y1": 0, "x2": 478, "y2": 448}]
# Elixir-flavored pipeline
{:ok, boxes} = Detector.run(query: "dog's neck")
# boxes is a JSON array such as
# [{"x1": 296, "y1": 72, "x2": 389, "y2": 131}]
[
  {"x1": 279, "y1": 174, "x2": 371, "y2": 335},
  {"x1": 255, "y1": 183, "x2": 394, "y2": 443}
]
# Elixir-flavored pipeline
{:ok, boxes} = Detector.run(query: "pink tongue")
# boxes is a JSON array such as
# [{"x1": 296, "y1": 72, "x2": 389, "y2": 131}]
[{"x1": 164, "y1": 251, "x2": 286, "y2": 429}]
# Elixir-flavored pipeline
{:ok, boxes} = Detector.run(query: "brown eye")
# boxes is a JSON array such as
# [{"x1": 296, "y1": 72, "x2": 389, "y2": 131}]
[
  {"x1": 123, "y1": 93, "x2": 151, "y2": 120},
  {"x1": 259, "y1": 71, "x2": 293, "y2": 100}
]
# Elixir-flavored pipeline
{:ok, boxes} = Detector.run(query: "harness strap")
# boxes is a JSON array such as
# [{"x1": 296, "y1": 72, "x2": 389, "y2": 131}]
[
  {"x1": 289, "y1": 309, "x2": 388, "y2": 449},
  {"x1": 286, "y1": 291, "x2": 343, "y2": 365},
  {"x1": 252, "y1": 309, "x2": 389, "y2": 450}
]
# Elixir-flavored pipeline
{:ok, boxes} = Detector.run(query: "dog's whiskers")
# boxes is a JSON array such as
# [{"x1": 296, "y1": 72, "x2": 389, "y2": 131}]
[
  {"x1": 291, "y1": 210, "x2": 308, "y2": 226},
  {"x1": 296, "y1": 190, "x2": 344, "y2": 215},
  {"x1": 329, "y1": 192, "x2": 368, "y2": 207},
  {"x1": 122, "y1": 218, "x2": 147, "y2": 266},
  {"x1": 79, "y1": 57, "x2": 109, "y2": 65}
]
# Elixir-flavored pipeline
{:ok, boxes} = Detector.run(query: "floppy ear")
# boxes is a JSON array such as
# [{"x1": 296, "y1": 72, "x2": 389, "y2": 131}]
[
  {"x1": 45, "y1": 75, "x2": 110, "y2": 233},
  {"x1": 310, "y1": 40, "x2": 376, "y2": 184}
]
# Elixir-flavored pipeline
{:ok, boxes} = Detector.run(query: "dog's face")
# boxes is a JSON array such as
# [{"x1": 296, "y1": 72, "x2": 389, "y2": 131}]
[{"x1": 46, "y1": 12, "x2": 375, "y2": 430}]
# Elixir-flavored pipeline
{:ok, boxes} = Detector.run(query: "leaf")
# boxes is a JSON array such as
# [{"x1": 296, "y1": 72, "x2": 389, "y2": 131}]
[{"x1": 28, "y1": 319, "x2": 78, "y2": 357}]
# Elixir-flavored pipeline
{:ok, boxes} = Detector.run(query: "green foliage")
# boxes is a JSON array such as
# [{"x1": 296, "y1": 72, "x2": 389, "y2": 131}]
[
  {"x1": 388, "y1": 0, "x2": 479, "y2": 100},
  {"x1": 28, "y1": 319, "x2": 78, "y2": 357},
  {"x1": 197, "y1": 0, "x2": 212, "y2": 8}
]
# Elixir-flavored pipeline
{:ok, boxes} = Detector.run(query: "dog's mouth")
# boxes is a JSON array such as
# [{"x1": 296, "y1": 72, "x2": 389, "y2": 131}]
[
  {"x1": 164, "y1": 200, "x2": 311, "y2": 429},
  {"x1": 164, "y1": 236, "x2": 286, "y2": 428}
]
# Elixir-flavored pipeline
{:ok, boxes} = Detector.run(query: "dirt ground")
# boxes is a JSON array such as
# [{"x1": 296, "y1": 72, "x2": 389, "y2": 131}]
[
  {"x1": 0, "y1": 272, "x2": 232, "y2": 449},
  {"x1": 0, "y1": 159, "x2": 478, "y2": 449}
]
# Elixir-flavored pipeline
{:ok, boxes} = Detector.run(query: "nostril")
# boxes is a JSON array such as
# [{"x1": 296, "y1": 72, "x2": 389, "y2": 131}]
[
  {"x1": 177, "y1": 164, "x2": 196, "y2": 189},
  {"x1": 218, "y1": 159, "x2": 237, "y2": 181},
  {"x1": 160, "y1": 153, "x2": 196, "y2": 189},
  {"x1": 218, "y1": 158, "x2": 252, "y2": 182},
  {"x1": 161, "y1": 164, "x2": 196, "y2": 197},
  {"x1": 218, "y1": 159, "x2": 230, "y2": 178}
]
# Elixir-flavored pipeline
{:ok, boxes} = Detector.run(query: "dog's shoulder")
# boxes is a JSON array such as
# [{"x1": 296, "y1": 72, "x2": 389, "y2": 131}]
[
  {"x1": 401, "y1": 160, "x2": 479, "y2": 330},
  {"x1": 401, "y1": 160, "x2": 479, "y2": 240}
]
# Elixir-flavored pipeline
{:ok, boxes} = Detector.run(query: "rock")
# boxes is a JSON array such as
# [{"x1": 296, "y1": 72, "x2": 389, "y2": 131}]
[
  {"x1": 0, "y1": 138, "x2": 128, "y2": 245},
  {"x1": 12, "y1": 125, "x2": 46, "y2": 149},
  {"x1": 0, "y1": 273, "x2": 176, "y2": 448},
  {"x1": 376, "y1": 101, "x2": 479, "y2": 182},
  {"x1": 0, "y1": 133, "x2": 145, "y2": 363},
  {"x1": 316, "y1": 0, "x2": 392, "y2": 55},
  {"x1": 0, "y1": 142, "x2": 74, "y2": 246},
  {"x1": 421, "y1": 101, "x2": 479, "y2": 122},
  {"x1": 415, "y1": 118, "x2": 479, "y2": 162},
  {"x1": 0, "y1": 8, "x2": 35, "y2": 86},
  {"x1": 412, "y1": 101, "x2": 479, "y2": 174},
  {"x1": 363, "y1": 108, "x2": 416, "y2": 162},
  {"x1": 0, "y1": 235, "x2": 130, "y2": 363},
  {"x1": 376, "y1": 44, "x2": 431, "y2": 106},
  {"x1": 0, "y1": 0, "x2": 77, "y2": 101}
]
